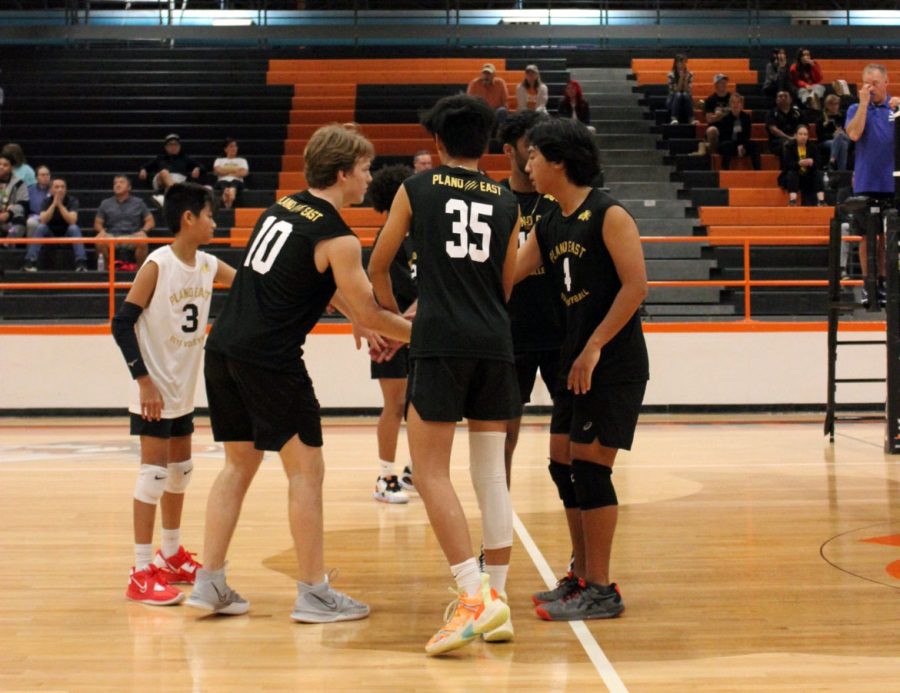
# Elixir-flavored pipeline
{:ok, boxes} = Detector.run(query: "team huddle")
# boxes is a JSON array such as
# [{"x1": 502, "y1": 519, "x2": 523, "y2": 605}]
[{"x1": 112, "y1": 94, "x2": 649, "y2": 656}]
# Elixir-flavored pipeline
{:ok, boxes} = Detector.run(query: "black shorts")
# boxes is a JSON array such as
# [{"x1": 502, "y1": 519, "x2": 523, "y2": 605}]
[
  {"x1": 407, "y1": 357, "x2": 520, "y2": 423},
  {"x1": 370, "y1": 346, "x2": 409, "y2": 380},
  {"x1": 130, "y1": 412, "x2": 194, "y2": 439},
  {"x1": 550, "y1": 381, "x2": 647, "y2": 450},
  {"x1": 515, "y1": 348, "x2": 561, "y2": 405},
  {"x1": 205, "y1": 350, "x2": 323, "y2": 451}
]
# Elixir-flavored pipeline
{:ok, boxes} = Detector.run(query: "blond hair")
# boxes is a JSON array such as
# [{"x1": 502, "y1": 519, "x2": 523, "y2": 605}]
[{"x1": 303, "y1": 123, "x2": 375, "y2": 189}]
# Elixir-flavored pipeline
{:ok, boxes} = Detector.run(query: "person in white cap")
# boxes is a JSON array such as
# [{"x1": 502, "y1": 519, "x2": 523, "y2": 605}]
[
  {"x1": 467, "y1": 62, "x2": 509, "y2": 129},
  {"x1": 695, "y1": 73, "x2": 732, "y2": 157},
  {"x1": 516, "y1": 64, "x2": 548, "y2": 113}
]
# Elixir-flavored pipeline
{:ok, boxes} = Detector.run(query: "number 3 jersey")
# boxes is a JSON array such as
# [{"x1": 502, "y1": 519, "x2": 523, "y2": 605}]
[
  {"x1": 206, "y1": 191, "x2": 353, "y2": 373},
  {"x1": 403, "y1": 165, "x2": 519, "y2": 362},
  {"x1": 535, "y1": 188, "x2": 649, "y2": 385},
  {"x1": 130, "y1": 245, "x2": 219, "y2": 418}
]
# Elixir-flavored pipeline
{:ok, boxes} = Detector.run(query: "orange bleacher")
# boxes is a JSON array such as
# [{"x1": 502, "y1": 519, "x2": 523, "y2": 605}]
[
  {"x1": 631, "y1": 58, "x2": 757, "y2": 86},
  {"x1": 700, "y1": 206, "x2": 833, "y2": 245}
]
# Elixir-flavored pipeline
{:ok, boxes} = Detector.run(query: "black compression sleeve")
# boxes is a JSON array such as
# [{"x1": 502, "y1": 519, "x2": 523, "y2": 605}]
[{"x1": 111, "y1": 301, "x2": 149, "y2": 379}]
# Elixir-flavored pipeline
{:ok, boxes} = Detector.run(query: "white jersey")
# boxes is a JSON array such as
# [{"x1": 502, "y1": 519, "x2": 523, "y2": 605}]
[{"x1": 129, "y1": 245, "x2": 219, "y2": 418}]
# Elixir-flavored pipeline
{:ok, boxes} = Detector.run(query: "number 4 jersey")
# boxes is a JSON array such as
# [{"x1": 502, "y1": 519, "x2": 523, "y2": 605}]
[
  {"x1": 403, "y1": 165, "x2": 519, "y2": 362},
  {"x1": 130, "y1": 245, "x2": 219, "y2": 419}
]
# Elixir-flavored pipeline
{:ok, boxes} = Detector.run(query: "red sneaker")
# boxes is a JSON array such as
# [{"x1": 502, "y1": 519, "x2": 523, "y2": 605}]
[
  {"x1": 152, "y1": 546, "x2": 202, "y2": 585},
  {"x1": 125, "y1": 565, "x2": 184, "y2": 606}
]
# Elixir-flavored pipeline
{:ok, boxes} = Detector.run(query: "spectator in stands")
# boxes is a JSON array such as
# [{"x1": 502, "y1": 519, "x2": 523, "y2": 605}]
[
  {"x1": 778, "y1": 125, "x2": 826, "y2": 207},
  {"x1": 766, "y1": 90, "x2": 804, "y2": 157},
  {"x1": 762, "y1": 48, "x2": 795, "y2": 104},
  {"x1": 817, "y1": 94, "x2": 851, "y2": 171},
  {"x1": 716, "y1": 93, "x2": 760, "y2": 171},
  {"x1": 2, "y1": 143, "x2": 36, "y2": 187},
  {"x1": 95, "y1": 175, "x2": 155, "y2": 270},
  {"x1": 138, "y1": 134, "x2": 202, "y2": 206},
  {"x1": 700, "y1": 73, "x2": 732, "y2": 156},
  {"x1": 516, "y1": 64, "x2": 549, "y2": 113},
  {"x1": 26, "y1": 165, "x2": 51, "y2": 236},
  {"x1": 845, "y1": 63, "x2": 900, "y2": 308},
  {"x1": 790, "y1": 48, "x2": 825, "y2": 112},
  {"x1": 557, "y1": 79, "x2": 593, "y2": 131},
  {"x1": 666, "y1": 54, "x2": 696, "y2": 125},
  {"x1": 412, "y1": 150, "x2": 433, "y2": 172},
  {"x1": 23, "y1": 177, "x2": 87, "y2": 272},
  {"x1": 0, "y1": 152, "x2": 28, "y2": 243},
  {"x1": 213, "y1": 137, "x2": 248, "y2": 210},
  {"x1": 467, "y1": 63, "x2": 509, "y2": 129}
]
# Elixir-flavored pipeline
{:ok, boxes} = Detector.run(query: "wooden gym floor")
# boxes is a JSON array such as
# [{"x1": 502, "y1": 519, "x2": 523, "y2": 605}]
[{"x1": 0, "y1": 415, "x2": 898, "y2": 692}]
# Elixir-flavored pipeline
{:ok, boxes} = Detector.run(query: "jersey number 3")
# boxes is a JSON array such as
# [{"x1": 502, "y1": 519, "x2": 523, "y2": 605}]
[
  {"x1": 244, "y1": 216, "x2": 292, "y2": 274},
  {"x1": 445, "y1": 199, "x2": 492, "y2": 263}
]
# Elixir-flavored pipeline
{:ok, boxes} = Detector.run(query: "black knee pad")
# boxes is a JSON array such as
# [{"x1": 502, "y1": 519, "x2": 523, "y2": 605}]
[
  {"x1": 548, "y1": 460, "x2": 578, "y2": 509},
  {"x1": 572, "y1": 459, "x2": 617, "y2": 510}
]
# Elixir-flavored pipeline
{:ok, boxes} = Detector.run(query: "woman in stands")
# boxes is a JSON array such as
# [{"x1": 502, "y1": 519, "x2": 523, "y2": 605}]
[
  {"x1": 816, "y1": 94, "x2": 851, "y2": 171},
  {"x1": 762, "y1": 48, "x2": 795, "y2": 105},
  {"x1": 778, "y1": 124, "x2": 826, "y2": 206},
  {"x1": 516, "y1": 64, "x2": 549, "y2": 113},
  {"x1": 790, "y1": 48, "x2": 825, "y2": 111},
  {"x1": 213, "y1": 138, "x2": 249, "y2": 210},
  {"x1": 557, "y1": 80, "x2": 593, "y2": 131},
  {"x1": 666, "y1": 54, "x2": 696, "y2": 125}
]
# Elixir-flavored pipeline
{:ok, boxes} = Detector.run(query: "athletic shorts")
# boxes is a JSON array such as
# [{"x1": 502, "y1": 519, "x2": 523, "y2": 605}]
[
  {"x1": 514, "y1": 348, "x2": 561, "y2": 405},
  {"x1": 130, "y1": 412, "x2": 194, "y2": 439},
  {"x1": 204, "y1": 350, "x2": 323, "y2": 451},
  {"x1": 550, "y1": 381, "x2": 647, "y2": 450},
  {"x1": 370, "y1": 345, "x2": 409, "y2": 380},
  {"x1": 407, "y1": 357, "x2": 520, "y2": 423}
]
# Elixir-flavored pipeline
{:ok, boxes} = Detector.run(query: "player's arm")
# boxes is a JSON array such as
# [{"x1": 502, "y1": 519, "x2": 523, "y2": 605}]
[
  {"x1": 322, "y1": 235, "x2": 411, "y2": 344},
  {"x1": 514, "y1": 222, "x2": 543, "y2": 284},
  {"x1": 502, "y1": 217, "x2": 521, "y2": 301},
  {"x1": 111, "y1": 261, "x2": 164, "y2": 420},
  {"x1": 367, "y1": 185, "x2": 411, "y2": 314},
  {"x1": 214, "y1": 260, "x2": 236, "y2": 288},
  {"x1": 568, "y1": 206, "x2": 648, "y2": 395}
]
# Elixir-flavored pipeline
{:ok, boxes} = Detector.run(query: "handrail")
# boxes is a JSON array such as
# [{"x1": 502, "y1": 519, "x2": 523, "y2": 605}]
[{"x1": 0, "y1": 233, "x2": 867, "y2": 324}]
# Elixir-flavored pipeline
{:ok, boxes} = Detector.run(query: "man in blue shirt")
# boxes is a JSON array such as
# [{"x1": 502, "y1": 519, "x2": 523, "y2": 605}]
[
  {"x1": 846, "y1": 63, "x2": 900, "y2": 307},
  {"x1": 26, "y1": 165, "x2": 51, "y2": 236}
]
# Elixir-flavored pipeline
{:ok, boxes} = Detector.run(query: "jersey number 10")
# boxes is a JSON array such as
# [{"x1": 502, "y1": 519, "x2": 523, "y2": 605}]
[
  {"x1": 445, "y1": 199, "x2": 492, "y2": 263},
  {"x1": 244, "y1": 216, "x2": 292, "y2": 274}
]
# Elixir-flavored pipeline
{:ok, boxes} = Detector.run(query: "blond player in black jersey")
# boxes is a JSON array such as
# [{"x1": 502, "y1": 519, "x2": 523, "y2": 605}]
[
  {"x1": 369, "y1": 95, "x2": 520, "y2": 655},
  {"x1": 516, "y1": 118, "x2": 649, "y2": 621}
]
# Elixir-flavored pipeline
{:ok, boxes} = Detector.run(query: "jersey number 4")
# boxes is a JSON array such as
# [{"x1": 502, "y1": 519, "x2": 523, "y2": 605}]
[
  {"x1": 445, "y1": 199, "x2": 492, "y2": 263},
  {"x1": 244, "y1": 216, "x2": 292, "y2": 274}
]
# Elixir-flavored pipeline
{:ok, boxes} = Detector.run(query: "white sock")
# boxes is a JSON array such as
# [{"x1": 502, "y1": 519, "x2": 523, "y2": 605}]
[
  {"x1": 160, "y1": 527, "x2": 181, "y2": 558},
  {"x1": 484, "y1": 563, "x2": 509, "y2": 594},
  {"x1": 378, "y1": 458, "x2": 396, "y2": 477},
  {"x1": 134, "y1": 543, "x2": 153, "y2": 571},
  {"x1": 450, "y1": 557, "x2": 481, "y2": 596}
]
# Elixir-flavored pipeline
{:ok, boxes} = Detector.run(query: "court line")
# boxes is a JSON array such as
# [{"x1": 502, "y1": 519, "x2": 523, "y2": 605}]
[{"x1": 512, "y1": 511, "x2": 628, "y2": 693}]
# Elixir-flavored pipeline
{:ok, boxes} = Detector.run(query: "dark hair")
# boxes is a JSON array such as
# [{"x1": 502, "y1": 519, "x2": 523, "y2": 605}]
[
  {"x1": 420, "y1": 95, "x2": 495, "y2": 159},
  {"x1": 368, "y1": 164, "x2": 413, "y2": 213},
  {"x1": 527, "y1": 118, "x2": 600, "y2": 187},
  {"x1": 671, "y1": 53, "x2": 687, "y2": 73},
  {"x1": 794, "y1": 47, "x2": 813, "y2": 80},
  {"x1": 223, "y1": 137, "x2": 237, "y2": 152},
  {"x1": 0, "y1": 153, "x2": 14, "y2": 167},
  {"x1": 1, "y1": 143, "x2": 25, "y2": 167},
  {"x1": 114, "y1": 174, "x2": 132, "y2": 185},
  {"x1": 498, "y1": 109, "x2": 547, "y2": 147},
  {"x1": 163, "y1": 182, "x2": 213, "y2": 234}
]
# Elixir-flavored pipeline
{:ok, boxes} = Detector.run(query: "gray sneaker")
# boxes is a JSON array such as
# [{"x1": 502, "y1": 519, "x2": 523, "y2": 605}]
[
  {"x1": 185, "y1": 568, "x2": 249, "y2": 615},
  {"x1": 532, "y1": 572, "x2": 580, "y2": 605},
  {"x1": 535, "y1": 580, "x2": 624, "y2": 621},
  {"x1": 290, "y1": 579, "x2": 370, "y2": 623}
]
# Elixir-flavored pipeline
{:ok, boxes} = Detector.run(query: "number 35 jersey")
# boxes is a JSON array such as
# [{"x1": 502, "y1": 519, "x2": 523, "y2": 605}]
[
  {"x1": 130, "y1": 245, "x2": 219, "y2": 418},
  {"x1": 403, "y1": 166, "x2": 519, "y2": 362},
  {"x1": 536, "y1": 188, "x2": 649, "y2": 385},
  {"x1": 206, "y1": 191, "x2": 353, "y2": 373}
]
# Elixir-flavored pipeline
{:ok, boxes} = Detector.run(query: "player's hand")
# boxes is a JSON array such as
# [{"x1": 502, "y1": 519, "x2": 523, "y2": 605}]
[
  {"x1": 138, "y1": 377, "x2": 163, "y2": 421},
  {"x1": 371, "y1": 338, "x2": 402, "y2": 363},
  {"x1": 567, "y1": 343, "x2": 601, "y2": 395}
]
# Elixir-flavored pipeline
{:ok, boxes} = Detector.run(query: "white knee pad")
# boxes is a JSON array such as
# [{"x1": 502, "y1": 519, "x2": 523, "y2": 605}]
[
  {"x1": 469, "y1": 431, "x2": 513, "y2": 550},
  {"x1": 134, "y1": 464, "x2": 169, "y2": 505},
  {"x1": 165, "y1": 459, "x2": 193, "y2": 494}
]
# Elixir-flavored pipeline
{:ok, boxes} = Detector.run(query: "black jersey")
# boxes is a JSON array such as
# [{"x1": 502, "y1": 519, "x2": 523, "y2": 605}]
[
  {"x1": 206, "y1": 191, "x2": 353, "y2": 373},
  {"x1": 500, "y1": 179, "x2": 564, "y2": 353},
  {"x1": 536, "y1": 188, "x2": 649, "y2": 385},
  {"x1": 404, "y1": 165, "x2": 519, "y2": 362},
  {"x1": 371, "y1": 227, "x2": 417, "y2": 313}
]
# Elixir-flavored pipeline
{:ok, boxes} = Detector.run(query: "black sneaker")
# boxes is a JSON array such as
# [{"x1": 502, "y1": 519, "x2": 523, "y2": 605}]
[
  {"x1": 861, "y1": 288, "x2": 870, "y2": 309},
  {"x1": 535, "y1": 579, "x2": 624, "y2": 621},
  {"x1": 23, "y1": 261, "x2": 37, "y2": 272},
  {"x1": 532, "y1": 572, "x2": 580, "y2": 605},
  {"x1": 877, "y1": 287, "x2": 887, "y2": 309},
  {"x1": 75, "y1": 261, "x2": 87, "y2": 272}
]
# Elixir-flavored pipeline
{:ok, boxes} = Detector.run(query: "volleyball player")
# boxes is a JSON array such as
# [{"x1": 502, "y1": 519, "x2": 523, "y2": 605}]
[
  {"x1": 112, "y1": 183, "x2": 235, "y2": 605},
  {"x1": 517, "y1": 118, "x2": 649, "y2": 620},
  {"x1": 497, "y1": 110, "x2": 564, "y2": 488},
  {"x1": 186, "y1": 124, "x2": 412, "y2": 621},
  {"x1": 368, "y1": 95, "x2": 520, "y2": 654}
]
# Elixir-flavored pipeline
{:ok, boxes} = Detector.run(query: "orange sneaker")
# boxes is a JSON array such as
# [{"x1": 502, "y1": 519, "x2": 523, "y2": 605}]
[
  {"x1": 152, "y1": 546, "x2": 201, "y2": 584},
  {"x1": 425, "y1": 574, "x2": 509, "y2": 656},
  {"x1": 125, "y1": 565, "x2": 185, "y2": 606}
]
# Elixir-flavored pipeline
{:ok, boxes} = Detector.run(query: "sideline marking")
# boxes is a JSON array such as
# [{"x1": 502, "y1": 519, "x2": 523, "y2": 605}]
[{"x1": 513, "y1": 511, "x2": 628, "y2": 693}]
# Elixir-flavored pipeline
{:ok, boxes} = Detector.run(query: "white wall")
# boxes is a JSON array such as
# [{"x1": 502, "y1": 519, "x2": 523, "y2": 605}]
[{"x1": 0, "y1": 326, "x2": 887, "y2": 411}]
